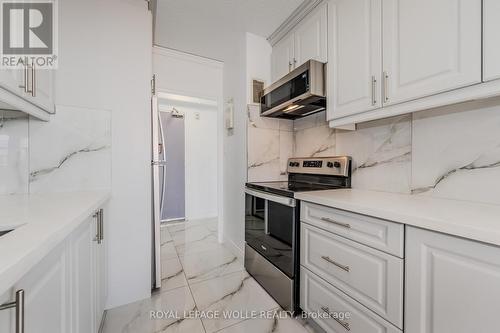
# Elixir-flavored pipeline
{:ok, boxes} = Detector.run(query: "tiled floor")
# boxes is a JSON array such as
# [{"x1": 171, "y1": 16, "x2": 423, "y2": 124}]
[{"x1": 102, "y1": 217, "x2": 314, "y2": 333}]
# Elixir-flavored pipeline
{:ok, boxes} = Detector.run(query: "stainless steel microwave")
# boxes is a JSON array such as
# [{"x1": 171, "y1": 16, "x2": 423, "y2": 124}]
[{"x1": 260, "y1": 60, "x2": 326, "y2": 119}]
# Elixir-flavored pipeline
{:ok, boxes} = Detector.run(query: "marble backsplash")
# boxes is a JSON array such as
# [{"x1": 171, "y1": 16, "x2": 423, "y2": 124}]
[
  {"x1": 0, "y1": 111, "x2": 29, "y2": 194},
  {"x1": 0, "y1": 106, "x2": 111, "y2": 195},
  {"x1": 247, "y1": 97, "x2": 500, "y2": 205}
]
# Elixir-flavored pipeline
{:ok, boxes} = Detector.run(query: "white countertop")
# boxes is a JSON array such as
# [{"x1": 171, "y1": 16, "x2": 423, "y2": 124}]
[
  {"x1": 295, "y1": 189, "x2": 500, "y2": 247},
  {"x1": 0, "y1": 191, "x2": 110, "y2": 296}
]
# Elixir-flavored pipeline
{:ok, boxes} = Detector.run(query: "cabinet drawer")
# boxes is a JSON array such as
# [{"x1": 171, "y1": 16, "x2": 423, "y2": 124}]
[
  {"x1": 300, "y1": 267, "x2": 401, "y2": 333},
  {"x1": 301, "y1": 223, "x2": 403, "y2": 328},
  {"x1": 301, "y1": 202, "x2": 404, "y2": 257}
]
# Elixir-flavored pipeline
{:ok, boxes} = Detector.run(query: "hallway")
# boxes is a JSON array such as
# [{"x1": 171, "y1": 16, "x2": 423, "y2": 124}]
[{"x1": 102, "y1": 218, "x2": 313, "y2": 333}]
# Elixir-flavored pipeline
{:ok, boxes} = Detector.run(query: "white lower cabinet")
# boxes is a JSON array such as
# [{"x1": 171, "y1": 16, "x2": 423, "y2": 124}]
[
  {"x1": 301, "y1": 223, "x2": 403, "y2": 327},
  {"x1": 405, "y1": 227, "x2": 500, "y2": 333},
  {"x1": 14, "y1": 242, "x2": 70, "y2": 333},
  {"x1": 0, "y1": 289, "x2": 14, "y2": 332},
  {"x1": 301, "y1": 267, "x2": 401, "y2": 333},
  {"x1": 0, "y1": 209, "x2": 106, "y2": 333}
]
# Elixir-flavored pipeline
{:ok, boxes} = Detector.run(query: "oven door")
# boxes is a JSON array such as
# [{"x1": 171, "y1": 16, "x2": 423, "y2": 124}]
[{"x1": 244, "y1": 188, "x2": 297, "y2": 278}]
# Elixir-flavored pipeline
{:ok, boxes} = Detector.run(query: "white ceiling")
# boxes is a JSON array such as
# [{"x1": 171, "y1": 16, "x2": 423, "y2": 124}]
[{"x1": 155, "y1": 0, "x2": 304, "y2": 39}]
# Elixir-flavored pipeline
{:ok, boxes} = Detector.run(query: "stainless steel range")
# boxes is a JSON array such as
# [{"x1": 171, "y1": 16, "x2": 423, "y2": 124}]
[{"x1": 244, "y1": 156, "x2": 352, "y2": 312}]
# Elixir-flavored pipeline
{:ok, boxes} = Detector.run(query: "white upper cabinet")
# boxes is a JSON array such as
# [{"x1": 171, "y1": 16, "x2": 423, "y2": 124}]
[
  {"x1": 23, "y1": 68, "x2": 55, "y2": 113},
  {"x1": 327, "y1": 0, "x2": 382, "y2": 119},
  {"x1": 271, "y1": 34, "x2": 295, "y2": 82},
  {"x1": 294, "y1": 4, "x2": 328, "y2": 68},
  {"x1": 0, "y1": 63, "x2": 55, "y2": 118},
  {"x1": 0, "y1": 68, "x2": 24, "y2": 96},
  {"x1": 406, "y1": 227, "x2": 500, "y2": 333},
  {"x1": 271, "y1": 3, "x2": 328, "y2": 82},
  {"x1": 483, "y1": 0, "x2": 500, "y2": 82},
  {"x1": 382, "y1": 0, "x2": 482, "y2": 106}
]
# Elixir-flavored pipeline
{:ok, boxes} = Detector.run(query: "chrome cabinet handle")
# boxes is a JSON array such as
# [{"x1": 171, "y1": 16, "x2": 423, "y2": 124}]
[
  {"x1": 320, "y1": 217, "x2": 351, "y2": 229},
  {"x1": 371, "y1": 76, "x2": 377, "y2": 106},
  {"x1": 383, "y1": 71, "x2": 389, "y2": 103},
  {"x1": 0, "y1": 290, "x2": 25, "y2": 333},
  {"x1": 321, "y1": 255, "x2": 350, "y2": 272},
  {"x1": 31, "y1": 61, "x2": 36, "y2": 97},
  {"x1": 93, "y1": 211, "x2": 100, "y2": 243},
  {"x1": 288, "y1": 61, "x2": 293, "y2": 72},
  {"x1": 19, "y1": 61, "x2": 28, "y2": 93},
  {"x1": 99, "y1": 208, "x2": 104, "y2": 242},
  {"x1": 93, "y1": 209, "x2": 103, "y2": 244},
  {"x1": 321, "y1": 306, "x2": 350, "y2": 331}
]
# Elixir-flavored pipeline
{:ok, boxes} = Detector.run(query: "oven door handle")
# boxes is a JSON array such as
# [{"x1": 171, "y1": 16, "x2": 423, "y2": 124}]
[{"x1": 245, "y1": 188, "x2": 296, "y2": 207}]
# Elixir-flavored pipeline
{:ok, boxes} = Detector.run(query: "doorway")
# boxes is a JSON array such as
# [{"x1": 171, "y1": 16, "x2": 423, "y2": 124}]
[{"x1": 157, "y1": 93, "x2": 219, "y2": 222}]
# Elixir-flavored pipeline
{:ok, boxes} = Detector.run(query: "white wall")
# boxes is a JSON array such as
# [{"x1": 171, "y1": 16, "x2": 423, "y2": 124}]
[
  {"x1": 57, "y1": 0, "x2": 152, "y2": 309},
  {"x1": 159, "y1": 102, "x2": 219, "y2": 220},
  {"x1": 155, "y1": 9, "x2": 249, "y2": 255},
  {"x1": 246, "y1": 33, "x2": 272, "y2": 105},
  {"x1": 153, "y1": 47, "x2": 224, "y2": 224},
  {"x1": 184, "y1": 105, "x2": 219, "y2": 220},
  {"x1": 154, "y1": 19, "x2": 273, "y2": 256}
]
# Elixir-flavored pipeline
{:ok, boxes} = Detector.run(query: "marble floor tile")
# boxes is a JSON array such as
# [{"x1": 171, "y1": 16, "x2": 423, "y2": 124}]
[
  {"x1": 189, "y1": 271, "x2": 279, "y2": 333},
  {"x1": 102, "y1": 286, "x2": 203, "y2": 333},
  {"x1": 161, "y1": 257, "x2": 188, "y2": 291},
  {"x1": 176, "y1": 234, "x2": 220, "y2": 257},
  {"x1": 181, "y1": 246, "x2": 244, "y2": 284},
  {"x1": 171, "y1": 225, "x2": 214, "y2": 247},
  {"x1": 217, "y1": 311, "x2": 312, "y2": 333},
  {"x1": 161, "y1": 241, "x2": 179, "y2": 261},
  {"x1": 161, "y1": 225, "x2": 173, "y2": 244}
]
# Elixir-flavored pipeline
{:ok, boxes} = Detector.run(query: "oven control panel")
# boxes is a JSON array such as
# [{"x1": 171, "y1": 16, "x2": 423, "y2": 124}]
[{"x1": 287, "y1": 156, "x2": 351, "y2": 177}]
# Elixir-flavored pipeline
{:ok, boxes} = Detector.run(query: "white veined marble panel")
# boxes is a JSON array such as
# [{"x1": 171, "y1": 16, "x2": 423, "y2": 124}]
[
  {"x1": 412, "y1": 98, "x2": 500, "y2": 204},
  {"x1": 29, "y1": 105, "x2": 111, "y2": 193},
  {"x1": 336, "y1": 115, "x2": 412, "y2": 193},
  {"x1": 0, "y1": 112, "x2": 29, "y2": 195}
]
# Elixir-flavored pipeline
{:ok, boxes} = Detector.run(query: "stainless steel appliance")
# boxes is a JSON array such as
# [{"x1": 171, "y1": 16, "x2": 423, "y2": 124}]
[
  {"x1": 260, "y1": 60, "x2": 326, "y2": 119},
  {"x1": 244, "y1": 156, "x2": 352, "y2": 312}
]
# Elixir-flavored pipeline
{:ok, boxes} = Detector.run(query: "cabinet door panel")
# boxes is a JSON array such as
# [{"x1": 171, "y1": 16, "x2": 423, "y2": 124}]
[
  {"x1": 0, "y1": 68, "x2": 23, "y2": 96},
  {"x1": 406, "y1": 227, "x2": 500, "y2": 333},
  {"x1": 271, "y1": 34, "x2": 294, "y2": 81},
  {"x1": 71, "y1": 219, "x2": 94, "y2": 333},
  {"x1": 294, "y1": 3, "x2": 328, "y2": 68},
  {"x1": 382, "y1": 0, "x2": 481, "y2": 106},
  {"x1": 14, "y1": 243, "x2": 69, "y2": 333},
  {"x1": 24, "y1": 68, "x2": 55, "y2": 113},
  {"x1": 327, "y1": 0, "x2": 382, "y2": 120},
  {"x1": 0, "y1": 289, "x2": 13, "y2": 333},
  {"x1": 483, "y1": 0, "x2": 500, "y2": 82}
]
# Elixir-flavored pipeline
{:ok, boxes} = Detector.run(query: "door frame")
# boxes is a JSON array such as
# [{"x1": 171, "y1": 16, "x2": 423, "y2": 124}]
[{"x1": 152, "y1": 46, "x2": 224, "y2": 243}]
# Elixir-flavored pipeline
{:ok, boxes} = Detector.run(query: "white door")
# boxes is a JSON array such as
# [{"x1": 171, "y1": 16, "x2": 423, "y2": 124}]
[
  {"x1": 293, "y1": 3, "x2": 328, "y2": 68},
  {"x1": 71, "y1": 219, "x2": 94, "y2": 333},
  {"x1": 406, "y1": 227, "x2": 500, "y2": 333},
  {"x1": 14, "y1": 243, "x2": 70, "y2": 333},
  {"x1": 271, "y1": 34, "x2": 294, "y2": 81},
  {"x1": 382, "y1": 0, "x2": 481, "y2": 106},
  {"x1": 327, "y1": 0, "x2": 382, "y2": 120},
  {"x1": 483, "y1": 0, "x2": 500, "y2": 82}
]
